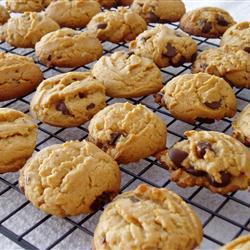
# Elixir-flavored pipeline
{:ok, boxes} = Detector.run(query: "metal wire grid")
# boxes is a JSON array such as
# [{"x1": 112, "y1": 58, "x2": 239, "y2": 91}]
[{"x1": 0, "y1": 20, "x2": 249, "y2": 250}]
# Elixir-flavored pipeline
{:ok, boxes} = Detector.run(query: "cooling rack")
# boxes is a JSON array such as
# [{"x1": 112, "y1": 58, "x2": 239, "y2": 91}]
[{"x1": 0, "y1": 20, "x2": 249, "y2": 249}]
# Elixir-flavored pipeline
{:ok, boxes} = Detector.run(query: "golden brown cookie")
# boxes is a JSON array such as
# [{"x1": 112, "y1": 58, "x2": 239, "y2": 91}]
[
  {"x1": 97, "y1": 0, "x2": 133, "y2": 8},
  {"x1": 19, "y1": 140, "x2": 121, "y2": 217},
  {"x1": 30, "y1": 71, "x2": 106, "y2": 128},
  {"x1": 232, "y1": 104, "x2": 250, "y2": 146},
  {"x1": 0, "y1": 52, "x2": 43, "y2": 101},
  {"x1": 221, "y1": 22, "x2": 250, "y2": 52},
  {"x1": 87, "y1": 7, "x2": 147, "y2": 43},
  {"x1": 0, "y1": 108, "x2": 37, "y2": 173},
  {"x1": 6, "y1": 0, "x2": 51, "y2": 12},
  {"x1": 221, "y1": 235, "x2": 250, "y2": 250},
  {"x1": 154, "y1": 73, "x2": 237, "y2": 123},
  {"x1": 129, "y1": 24, "x2": 197, "y2": 68},
  {"x1": 88, "y1": 102, "x2": 167, "y2": 164},
  {"x1": 180, "y1": 7, "x2": 235, "y2": 38},
  {"x1": 157, "y1": 130, "x2": 250, "y2": 194},
  {"x1": 35, "y1": 28, "x2": 103, "y2": 68},
  {"x1": 192, "y1": 45, "x2": 250, "y2": 89},
  {"x1": 131, "y1": 0, "x2": 185, "y2": 23},
  {"x1": 3, "y1": 12, "x2": 60, "y2": 48},
  {"x1": 94, "y1": 184, "x2": 203, "y2": 250},
  {"x1": 0, "y1": 5, "x2": 10, "y2": 25},
  {"x1": 45, "y1": 0, "x2": 101, "y2": 28},
  {"x1": 92, "y1": 51, "x2": 163, "y2": 98}
]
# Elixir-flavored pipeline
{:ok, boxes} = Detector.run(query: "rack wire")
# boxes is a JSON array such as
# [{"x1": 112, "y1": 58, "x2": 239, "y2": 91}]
[{"x1": 0, "y1": 20, "x2": 249, "y2": 249}]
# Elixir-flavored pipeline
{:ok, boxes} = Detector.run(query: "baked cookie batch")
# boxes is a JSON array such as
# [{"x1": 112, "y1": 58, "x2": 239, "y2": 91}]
[{"x1": 0, "y1": 0, "x2": 249, "y2": 249}]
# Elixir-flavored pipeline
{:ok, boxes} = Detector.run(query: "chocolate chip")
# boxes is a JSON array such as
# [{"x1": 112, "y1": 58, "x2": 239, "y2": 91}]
[
  {"x1": 55, "y1": 101, "x2": 71, "y2": 115},
  {"x1": 47, "y1": 54, "x2": 52, "y2": 61},
  {"x1": 199, "y1": 19, "x2": 212, "y2": 33},
  {"x1": 19, "y1": 185, "x2": 25, "y2": 194},
  {"x1": 164, "y1": 43, "x2": 177, "y2": 57},
  {"x1": 196, "y1": 117, "x2": 215, "y2": 124},
  {"x1": 205, "y1": 100, "x2": 221, "y2": 109},
  {"x1": 86, "y1": 103, "x2": 95, "y2": 110},
  {"x1": 127, "y1": 51, "x2": 134, "y2": 56},
  {"x1": 168, "y1": 148, "x2": 189, "y2": 168},
  {"x1": 154, "y1": 93, "x2": 164, "y2": 105},
  {"x1": 101, "y1": 236, "x2": 106, "y2": 245},
  {"x1": 217, "y1": 15, "x2": 229, "y2": 26},
  {"x1": 110, "y1": 132, "x2": 122, "y2": 145},
  {"x1": 207, "y1": 171, "x2": 231, "y2": 187},
  {"x1": 79, "y1": 93, "x2": 86, "y2": 98},
  {"x1": 201, "y1": 63, "x2": 208, "y2": 70},
  {"x1": 185, "y1": 167, "x2": 207, "y2": 177},
  {"x1": 147, "y1": 12, "x2": 159, "y2": 22},
  {"x1": 196, "y1": 142, "x2": 213, "y2": 159},
  {"x1": 128, "y1": 196, "x2": 140, "y2": 203},
  {"x1": 97, "y1": 23, "x2": 107, "y2": 29},
  {"x1": 90, "y1": 191, "x2": 113, "y2": 211},
  {"x1": 244, "y1": 47, "x2": 250, "y2": 53}
]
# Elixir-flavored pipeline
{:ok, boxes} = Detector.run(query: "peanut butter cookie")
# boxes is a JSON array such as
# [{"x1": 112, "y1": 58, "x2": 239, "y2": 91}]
[
  {"x1": 30, "y1": 71, "x2": 106, "y2": 128},
  {"x1": 19, "y1": 140, "x2": 121, "y2": 217},
  {"x1": 94, "y1": 184, "x2": 203, "y2": 250},
  {"x1": 157, "y1": 130, "x2": 250, "y2": 194}
]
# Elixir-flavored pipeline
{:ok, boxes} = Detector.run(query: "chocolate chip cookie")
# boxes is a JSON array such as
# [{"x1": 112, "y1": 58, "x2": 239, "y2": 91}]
[
  {"x1": 155, "y1": 73, "x2": 237, "y2": 123},
  {"x1": 232, "y1": 104, "x2": 250, "y2": 146},
  {"x1": 0, "y1": 5, "x2": 10, "y2": 25},
  {"x1": 129, "y1": 24, "x2": 197, "y2": 68},
  {"x1": 45, "y1": 0, "x2": 101, "y2": 28},
  {"x1": 97, "y1": 0, "x2": 133, "y2": 8},
  {"x1": 19, "y1": 140, "x2": 121, "y2": 217},
  {"x1": 192, "y1": 45, "x2": 250, "y2": 89},
  {"x1": 94, "y1": 184, "x2": 203, "y2": 250},
  {"x1": 131, "y1": 0, "x2": 185, "y2": 23},
  {"x1": 35, "y1": 28, "x2": 103, "y2": 68},
  {"x1": 88, "y1": 102, "x2": 167, "y2": 164},
  {"x1": 157, "y1": 130, "x2": 250, "y2": 194},
  {"x1": 180, "y1": 7, "x2": 235, "y2": 38},
  {"x1": 87, "y1": 7, "x2": 147, "y2": 43},
  {"x1": 221, "y1": 235, "x2": 250, "y2": 250},
  {"x1": 221, "y1": 22, "x2": 250, "y2": 52},
  {"x1": 92, "y1": 51, "x2": 163, "y2": 98},
  {"x1": 0, "y1": 52, "x2": 43, "y2": 101},
  {"x1": 6, "y1": 0, "x2": 51, "y2": 12},
  {"x1": 3, "y1": 12, "x2": 60, "y2": 48},
  {"x1": 30, "y1": 71, "x2": 106, "y2": 128},
  {"x1": 0, "y1": 108, "x2": 37, "y2": 173}
]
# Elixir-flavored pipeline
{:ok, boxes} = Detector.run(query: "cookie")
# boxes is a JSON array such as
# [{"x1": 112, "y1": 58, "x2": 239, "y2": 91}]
[
  {"x1": 155, "y1": 73, "x2": 237, "y2": 123},
  {"x1": 3, "y1": 12, "x2": 60, "y2": 48},
  {"x1": 221, "y1": 235, "x2": 250, "y2": 250},
  {"x1": 35, "y1": 28, "x2": 103, "y2": 68},
  {"x1": 157, "y1": 130, "x2": 250, "y2": 194},
  {"x1": 88, "y1": 102, "x2": 167, "y2": 164},
  {"x1": 92, "y1": 51, "x2": 163, "y2": 98},
  {"x1": 232, "y1": 104, "x2": 250, "y2": 146},
  {"x1": 131, "y1": 0, "x2": 185, "y2": 23},
  {"x1": 221, "y1": 22, "x2": 250, "y2": 52},
  {"x1": 97, "y1": 0, "x2": 133, "y2": 8},
  {"x1": 87, "y1": 7, "x2": 147, "y2": 43},
  {"x1": 129, "y1": 24, "x2": 197, "y2": 68},
  {"x1": 6, "y1": 0, "x2": 51, "y2": 12},
  {"x1": 30, "y1": 71, "x2": 106, "y2": 128},
  {"x1": 45, "y1": 0, "x2": 101, "y2": 28},
  {"x1": 94, "y1": 184, "x2": 203, "y2": 250},
  {"x1": 0, "y1": 52, "x2": 43, "y2": 101},
  {"x1": 180, "y1": 7, "x2": 235, "y2": 38},
  {"x1": 0, "y1": 108, "x2": 37, "y2": 173},
  {"x1": 0, "y1": 5, "x2": 10, "y2": 25},
  {"x1": 192, "y1": 45, "x2": 250, "y2": 89},
  {"x1": 19, "y1": 140, "x2": 121, "y2": 217}
]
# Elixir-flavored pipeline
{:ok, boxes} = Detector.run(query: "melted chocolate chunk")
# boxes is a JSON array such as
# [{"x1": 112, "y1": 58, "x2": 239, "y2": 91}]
[
  {"x1": 127, "y1": 51, "x2": 134, "y2": 56},
  {"x1": 199, "y1": 19, "x2": 212, "y2": 33},
  {"x1": 97, "y1": 23, "x2": 107, "y2": 29},
  {"x1": 205, "y1": 100, "x2": 221, "y2": 109},
  {"x1": 185, "y1": 167, "x2": 207, "y2": 177},
  {"x1": 147, "y1": 12, "x2": 159, "y2": 22},
  {"x1": 86, "y1": 103, "x2": 95, "y2": 110},
  {"x1": 201, "y1": 63, "x2": 208, "y2": 70},
  {"x1": 128, "y1": 196, "x2": 140, "y2": 203},
  {"x1": 110, "y1": 132, "x2": 122, "y2": 145},
  {"x1": 207, "y1": 171, "x2": 231, "y2": 187},
  {"x1": 90, "y1": 191, "x2": 113, "y2": 211},
  {"x1": 55, "y1": 101, "x2": 71, "y2": 115},
  {"x1": 79, "y1": 93, "x2": 86, "y2": 98},
  {"x1": 244, "y1": 47, "x2": 250, "y2": 53},
  {"x1": 196, "y1": 117, "x2": 215, "y2": 124},
  {"x1": 19, "y1": 185, "x2": 25, "y2": 194},
  {"x1": 47, "y1": 54, "x2": 52, "y2": 61},
  {"x1": 154, "y1": 93, "x2": 164, "y2": 105},
  {"x1": 168, "y1": 148, "x2": 189, "y2": 168},
  {"x1": 165, "y1": 43, "x2": 177, "y2": 57},
  {"x1": 217, "y1": 15, "x2": 229, "y2": 26},
  {"x1": 196, "y1": 142, "x2": 213, "y2": 159}
]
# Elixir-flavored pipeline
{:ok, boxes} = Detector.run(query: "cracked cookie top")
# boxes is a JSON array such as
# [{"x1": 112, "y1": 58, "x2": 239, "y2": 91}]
[
  {"x1": 97, "y1": 0, "x2": 133, "y2": 8},
  {"x1": 6, "y1": 0, "x2": 52, "y2": 12},
  {"x1": 94, "y1": 184, "x2": 202, "y2": 250},
  {"x1": 19, "y1": 140, "x2": 121, "y2": 217}
]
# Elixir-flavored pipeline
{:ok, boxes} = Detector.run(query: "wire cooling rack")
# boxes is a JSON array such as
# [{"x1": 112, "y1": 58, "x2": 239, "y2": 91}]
[{"x1": 0, "y1": 19, "x2": 249, "y2": 249}]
